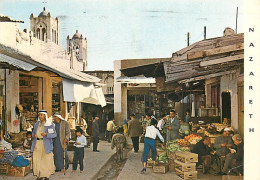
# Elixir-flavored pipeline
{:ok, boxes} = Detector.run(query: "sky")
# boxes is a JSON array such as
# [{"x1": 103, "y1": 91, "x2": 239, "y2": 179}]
[{"x1": 0, "y1": 0, "x2": 244, "y2": 70}]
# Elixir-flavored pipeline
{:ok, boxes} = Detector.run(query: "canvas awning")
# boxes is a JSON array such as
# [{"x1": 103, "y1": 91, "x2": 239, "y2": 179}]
[
  {"x1": 62, "y1": 79, "x2": 106, "y2": 107},
  {"x1": 116, "y1": 77, "x2": 155, "y2": 84}
]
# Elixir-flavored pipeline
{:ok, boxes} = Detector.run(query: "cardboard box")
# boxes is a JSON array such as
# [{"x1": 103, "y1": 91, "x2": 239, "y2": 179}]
[
  {"x1": 174, "y1": 160, "x2": 196, "y2": 172},
  {"x1": 153, "y1": 163, "x2": 169, "y2": 174},
  {"x1": 7, "y1": 165, "x2": 31, "y2": 177}
]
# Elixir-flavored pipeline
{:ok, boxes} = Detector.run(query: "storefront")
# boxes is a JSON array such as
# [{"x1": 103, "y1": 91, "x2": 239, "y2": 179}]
[{"x1": 0, "y1": 69, "x2": 5, "y2": 140}]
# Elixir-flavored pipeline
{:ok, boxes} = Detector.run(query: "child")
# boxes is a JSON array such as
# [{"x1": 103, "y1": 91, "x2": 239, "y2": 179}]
[
  {"x1": 72, "y1": 128, "x2": 87, "y2": 173},
  {"x1": 23, "y1": 131, "x2": 32, "y2": 150}
]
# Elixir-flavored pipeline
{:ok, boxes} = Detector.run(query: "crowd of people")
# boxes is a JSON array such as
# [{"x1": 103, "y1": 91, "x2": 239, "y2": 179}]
[
  {"x1": 124, "y1": 110, "x2": 243, "y2": 176},
  {"x1": 22, "y1": 110, "x2": 102, "y2": 180},
  {"x1": 22, "y1": 109, "x2": 243, "y2": 179}
]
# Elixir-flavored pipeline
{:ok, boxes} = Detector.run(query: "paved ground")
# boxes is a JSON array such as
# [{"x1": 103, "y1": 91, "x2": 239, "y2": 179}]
[
  {"x1": 1, "y1": 140, "x2": 114, "y2": 180},
  {"x1": 117, "y1": 143, "x2": 223, "y2": 180}
]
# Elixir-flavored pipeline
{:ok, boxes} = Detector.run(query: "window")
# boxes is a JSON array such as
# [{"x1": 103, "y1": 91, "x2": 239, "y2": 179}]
[{"x1": 211, "y1": 85, "x2": 220, "y2": 108}]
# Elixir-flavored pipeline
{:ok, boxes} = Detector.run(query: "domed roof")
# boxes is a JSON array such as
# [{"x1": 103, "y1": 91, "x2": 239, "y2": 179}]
[
  {"x1": 72, "y1": 30, "x2": 82, "y2": 39},
  {"x1": 38, "y1": 7, "x2": 49, "y2": 17}
]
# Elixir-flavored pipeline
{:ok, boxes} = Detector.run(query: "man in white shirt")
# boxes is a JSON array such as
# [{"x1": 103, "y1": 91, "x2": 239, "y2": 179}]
[
  {"x1": 141, "y1": 119, "x2": 164, "y2": 173},
  {"x1": 106, "y1": 119, "x2": 116, "y2": 142},
  {"x1": 157, "y1": 114, "x2": 166, "y2": 131}
]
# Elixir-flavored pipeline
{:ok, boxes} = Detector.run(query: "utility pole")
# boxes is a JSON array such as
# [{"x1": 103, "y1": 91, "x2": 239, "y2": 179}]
[
  {"x1": 236, "y1": 7, "x2": 238, "y2": 34},
  {"x1": 187, "y1": 32, "x2": 190, "y2": 46},
  {"x1": 204, "y1": 26, "x2": 206, "y2": 40}
]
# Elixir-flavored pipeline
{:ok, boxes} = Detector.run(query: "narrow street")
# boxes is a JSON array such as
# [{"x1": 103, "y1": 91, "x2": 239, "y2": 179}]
[{"x1": 0, "y1": 138, "x2": 234, "y2": 180}]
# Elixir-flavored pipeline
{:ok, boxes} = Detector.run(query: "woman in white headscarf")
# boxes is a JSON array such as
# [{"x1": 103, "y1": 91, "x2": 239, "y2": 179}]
[{"x1": 31, "y1": 110, "x2": 57, "y2": 180}]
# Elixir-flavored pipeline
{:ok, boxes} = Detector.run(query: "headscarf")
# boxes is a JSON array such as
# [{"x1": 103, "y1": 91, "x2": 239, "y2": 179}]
[
  {"x1": 53, "y1": 112, "x2": 65, "y2": 121},
  {"x1": 38, "y1": 110, "x2": 52, "y2": 126}
]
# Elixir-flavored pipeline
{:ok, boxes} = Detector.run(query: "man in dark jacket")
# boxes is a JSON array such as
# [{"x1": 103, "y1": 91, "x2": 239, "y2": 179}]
[
  {"x1": 128, "y1": 114, "x2": 142, "y2": 152},
  {"x1": 92, "y1": 115, "x2": 100, "y2": 152},
  {"x1": 221, "y1": 134, "x2": 243, "y2": 175},
  {"x1": 192, "y1": 136, "x2": 214, "y2": 173}
]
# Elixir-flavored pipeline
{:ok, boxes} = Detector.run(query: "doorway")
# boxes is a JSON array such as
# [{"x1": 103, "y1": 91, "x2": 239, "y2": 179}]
[{"x1": 222, "y1": 92, "x2": 231, "y2": 122}]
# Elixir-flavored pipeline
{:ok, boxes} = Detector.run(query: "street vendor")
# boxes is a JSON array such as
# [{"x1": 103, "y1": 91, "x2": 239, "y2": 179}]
[
  {"x1": 166, "y1": 110, "x2": 181, "y2": 141},
  {"x1": 141, "y1": 118, "x2": 164, "y2": 174},
  {"x1": 143, "y1": 113, "x2": 152, "y2": 126},
  {"x1": 157, "y1": 114, "x2": 166, "y2": 131},
  {"x1": 213, "y1": 128, "x2": 235, "y2": 156},
  {"x1": 192, "y1": 136, "x2": 215, "y2": 174},
  {"x1": 221, "y1": 134, "x2": 243, "y2": 176},
  {"x1": 53, "y1": 112, "x2": 70, "y2": 172},
  {"x1": 23, "y1": 131, "x2": 32, "y2": 150},
  {"x1": 31, "y1": 110, "x2": 56, "y2": 180}
]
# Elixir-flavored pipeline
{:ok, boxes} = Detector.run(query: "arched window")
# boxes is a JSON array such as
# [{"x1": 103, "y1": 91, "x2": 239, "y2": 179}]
[
  {"x1": 42, "y1": 28, "x2": 46, "y2": 41},
  {"x1": 36, "y1": 28, "x2": 40, "y2": 39}
]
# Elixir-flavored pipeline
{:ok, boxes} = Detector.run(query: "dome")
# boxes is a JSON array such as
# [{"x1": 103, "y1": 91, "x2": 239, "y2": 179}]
[
  {"x1": 72, "y1": 30, "x2": 82, "y2": 39},
  {"x1": 38, "y1": 7, "x2": 49, "y2": 17}
]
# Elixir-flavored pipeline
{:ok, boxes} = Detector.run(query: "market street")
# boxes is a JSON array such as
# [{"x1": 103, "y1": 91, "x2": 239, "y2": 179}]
[
  {"x1": 0, "y1": 139, "x2": 236, "y2": 180},
  {"x1": 0, "y1": 141, "x2": 115, "y2": 180}
]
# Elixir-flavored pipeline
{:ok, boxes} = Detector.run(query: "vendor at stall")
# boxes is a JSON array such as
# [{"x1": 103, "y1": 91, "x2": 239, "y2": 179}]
[
  {"x1": 141, "y1": 119, "x2": 164, "y2": 174},
  {"x1": 157, "y1": 114, "x2": 166, "y2": 132},
  {"x1": 31, "y1": 110, "x2": 56, "y2": 180},
  {"x1": 192, "y1": 136, "x2": 215, "y2": 174},
  {"x1": 221, "y1": 134, "x2": 243, "y2": 176},
  {"x1": 213, "y1": 128, "x2": 235, "y2": 156},
  {"x1": 166, "y1": 110, "x2": 181, "y2": 141},
  {"x1": 23, "y1": 131, "x2": 32, "y2": 150}
]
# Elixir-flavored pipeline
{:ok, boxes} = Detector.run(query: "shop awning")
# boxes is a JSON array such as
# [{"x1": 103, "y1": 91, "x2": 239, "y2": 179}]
[
  {"x1": 62, "y1": 79, "x2": 106, "y2": 107},
  {"x1": 116, "y1": 77, "x2": 155, "y2": 84},
  {"x1": 0, "y1": 53, "x2": 36, "y2": 71}
]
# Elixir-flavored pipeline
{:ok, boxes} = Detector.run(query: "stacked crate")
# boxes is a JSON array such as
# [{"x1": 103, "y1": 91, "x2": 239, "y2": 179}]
[
  {"x1": 152, "y1": 148, "x2": 169, "y2": 173},
  {"x1": 167, "y1": 151, "x2": 175, "y2": 171},
  {"x1": 174, "y1": 152, "x2": 198, "y2": 179},
  {"x1": 0, "y1": 163, "x2": 8, "y2": 175}
]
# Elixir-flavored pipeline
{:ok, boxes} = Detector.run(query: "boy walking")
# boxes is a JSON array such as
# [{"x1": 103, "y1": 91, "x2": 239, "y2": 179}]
[{"x1": 72, "y1": 128, "x2": 87, "y2": 173}]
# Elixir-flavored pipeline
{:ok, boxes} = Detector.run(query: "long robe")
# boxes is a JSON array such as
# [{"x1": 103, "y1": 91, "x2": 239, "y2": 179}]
[
  {"x1": 53, "y1": 123, "x2": 69, "y2": 170},
  {"x1": 33, "y1": 123, "x2": 55, "y2": 178}
]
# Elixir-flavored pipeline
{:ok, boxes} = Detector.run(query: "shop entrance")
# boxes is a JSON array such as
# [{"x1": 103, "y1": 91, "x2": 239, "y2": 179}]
[
  {"x1": 222, "y1": 92, "x2": 231, "y2": 121},
  {"x1": 19, "y1": 75, "x2": 43, "y2": 126}
]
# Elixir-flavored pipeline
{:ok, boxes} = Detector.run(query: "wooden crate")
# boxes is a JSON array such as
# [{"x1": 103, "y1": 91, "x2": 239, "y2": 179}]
[
  {"x1": 174, "y1": 160, "x2": 196, "y2": 172},
  {"x1": 175, "y1": 152, "x2": 198, "y2": 163},
  {"x1": 167, "y1": 151, "x2": 175, "y2": 160},
  {"x1": 222, "y1": 175, "x2": 243, "y2": 180},
  {"x1": 147, "y1": 160, "x2": 154, "y2": 168},
  {"x1": 0, "y1": 163, "x2": 8, "y2": 175},
  {"x1": 7, "y1": 165, "x2": 31, "y2": 177},
  {"x1": 175, "y1": 168, "x2": 197, "y2": 180},
  {"x1": 156, "y1": 149, "x2": 166, "y2": 156},
  {"x1": 153, "y1": 163, "x2": 169, "y2": 174},
  {"x1": 168, "y1": 159, "x2": 174, "y2": 164},
  {"x1": 169, "y1": 163, "x2": 175, "y2": 171}
]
